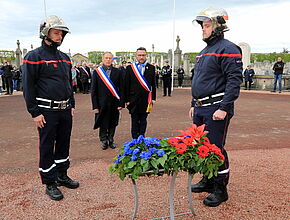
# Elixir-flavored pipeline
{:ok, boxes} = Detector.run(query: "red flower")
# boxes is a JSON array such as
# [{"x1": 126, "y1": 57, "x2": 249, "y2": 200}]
[
  {"x1": 175, "y1": 143, "x2": 187, "y2": 154},
  {"x1": 168, "y1": 137, "x2": 180, "y2": 146},
  {"x1": 196, "y1": 145, "x2": 209, "y2": 157},
  {"x1": 178, "y1": 124, "x2": 208, "y2": 141},
  {"x1": 183, "y1": 136, "x2": 196, "y2": 146},
  {"x1": 201, "y1": 142, "x2": 224, "y2": 161},
  {"x1": 215, "y1": 151, "x2": 225, "y2": 161}
]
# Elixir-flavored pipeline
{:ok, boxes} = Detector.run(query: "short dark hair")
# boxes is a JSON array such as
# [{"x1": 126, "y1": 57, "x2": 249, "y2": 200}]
[
  {"x1": 136, "y1": 47, "x2": 146, "y2": 52},
  {"x1": 122, "y1": 61, "x2": 127, "y2": 64}
]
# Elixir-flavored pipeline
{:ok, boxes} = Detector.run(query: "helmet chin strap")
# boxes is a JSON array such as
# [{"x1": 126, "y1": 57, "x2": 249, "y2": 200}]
[
  {"x1": 203, "y1": 31, "x2": 224, "y2": 44},
  {"x1": 45, "y1": 37, "x2": 62, "y2": 47}
]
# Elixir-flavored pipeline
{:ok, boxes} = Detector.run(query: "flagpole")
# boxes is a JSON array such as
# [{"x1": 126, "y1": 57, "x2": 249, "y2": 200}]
[
  {"x1": 43, "y1": 0, "x2": 47, "y2": 17},
  {"x1": 171, "y1": 0, "x2": 176, "y2": 91}
]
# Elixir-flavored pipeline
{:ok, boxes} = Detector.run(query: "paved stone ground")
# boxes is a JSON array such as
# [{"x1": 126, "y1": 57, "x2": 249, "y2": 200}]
[{"x1": 0, "y1": 88, "x2": 289, "y2": 219}]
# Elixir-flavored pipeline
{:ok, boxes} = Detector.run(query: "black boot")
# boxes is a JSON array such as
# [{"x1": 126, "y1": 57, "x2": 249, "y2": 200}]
[
  {"x1": 109, "y1": 142, "x2": 117, "y2": 149},
  {"x1": 191, "y1": 176, "x2": 214, "y2": 193},
  {"x1": 57, "y1": 171, "x2": 79, "y2": 189},
  {"x1": 46, "y1": 183, "x2": 63, "y2": 201},
  {"x1": 203, "y1": 183, "x2": 228, "y2": 207},
  {"x1": 101, "y1": 141, "x2": 108, "y2": 150},
  {"x1": 108, "y1": 127, "x2": 116, "y2": 149}
]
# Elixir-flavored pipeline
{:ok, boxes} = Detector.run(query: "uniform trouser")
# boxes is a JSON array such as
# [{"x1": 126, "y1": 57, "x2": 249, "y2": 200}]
[
  {"x1": 163, "y1": 77, "x2": 171, "y2": 96},
  {"x1": 99, "y1": 127, "x2": 116, "y2": 144},
  {"x1": 193, "y1": 104, "x2": 232, "y2": 186},
  {"x1": 131, "y1": 112, "x2": 148, "y2": 139},
  {"x1": 38, "y1": 109, "x2": 72, "y2": 184}
]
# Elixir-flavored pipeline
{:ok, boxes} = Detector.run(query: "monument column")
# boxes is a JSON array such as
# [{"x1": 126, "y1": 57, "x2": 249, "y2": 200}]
[
  {"x1": 183, "y1": 53, "x2": 190, "y2": 76},
  {"x1": 15, "y1": 40, "x2": 22, "y2": 68},
  {"x1": 174, "y1": 35, "x2": 182, "y2": 70},
  {"x1": 238, "y1": 42, "x2": 251, "y2": 69},
  {"x1": 168, "y1": 49, "x2": 172, "y2": 65}
]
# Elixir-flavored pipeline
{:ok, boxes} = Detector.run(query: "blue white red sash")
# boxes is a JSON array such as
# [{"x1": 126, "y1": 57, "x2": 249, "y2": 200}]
[
  {"x1": 131, "y1": 63, "x2": 153, "y2": 112},
  {"x1": 95, "y1": 67, "x2": 120, "y2": 100},
  {"x1": 81, "y1": 66, "x2": 90, "y2": 76}
]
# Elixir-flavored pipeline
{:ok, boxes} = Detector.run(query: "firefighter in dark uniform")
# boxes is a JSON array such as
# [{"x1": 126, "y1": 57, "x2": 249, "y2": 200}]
[
  {"x1": 22, "y1": 15, "x2": 79, "y2": 201},
  {"x1": 161, "y1": 60, "x2": 172, "y2": 96},
  {"x1": 189, "y1": 7, "x2": 243, "y2": 207}
]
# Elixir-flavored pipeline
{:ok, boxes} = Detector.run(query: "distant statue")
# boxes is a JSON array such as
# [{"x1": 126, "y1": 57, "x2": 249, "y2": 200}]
[{"x1": 176, "y1": 35, "x2": 180, "y2": 50}]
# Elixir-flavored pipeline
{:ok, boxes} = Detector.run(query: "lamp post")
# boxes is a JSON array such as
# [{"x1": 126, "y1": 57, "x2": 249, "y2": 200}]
[{"x1": 171, "y1": 0, "x2": 176, "y2": 91}]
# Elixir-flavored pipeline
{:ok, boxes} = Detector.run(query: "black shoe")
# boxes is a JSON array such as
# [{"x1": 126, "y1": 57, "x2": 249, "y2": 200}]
[
  {"x1": 109, "y1": 142, "x2": 117, "y2": 149},
  {"x1": 203, "y1": 184, "x2": 228, "y2": 207},
  {"x1": 163, "y1": 95, "x2": 166, "y2": 96},
  {"x1": 279, "y1": 91, "x2": 282, "y2": 93},
  {"x1": 168, "y1": 95, "x2": 171, "y2": 97},
  {"x1": 271, "y1": 90, "x2": 276, "y2": 92},
  {"x1": 46, "y1": 183, "x2": 63, "y2": 201},
  {"x1": 101, "y1": 142, "x2": 108, "y2": 150},
  {"x1": 191, "y1": 176, "x2": 214, "y2": 193},
  {"x1": 57, "y1": 172, "x2": 79, "y2": 189}
]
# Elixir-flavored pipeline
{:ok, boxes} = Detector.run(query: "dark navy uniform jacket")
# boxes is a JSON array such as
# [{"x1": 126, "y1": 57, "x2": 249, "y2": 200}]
[
  {"x1": 191, "y1": 35, "x2": 243, "y2": 112},
  {"x1": 22, "y1": 41, "x2": 75, "y2": 118}
]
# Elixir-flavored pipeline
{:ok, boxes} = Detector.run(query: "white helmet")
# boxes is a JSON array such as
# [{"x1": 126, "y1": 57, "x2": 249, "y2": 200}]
[
  {"x1": 193, "y1": 6, "x2": 229, "y2": 34},
  {"x1": 39, "y1": 15, "x2": 70, "y2": 41}
]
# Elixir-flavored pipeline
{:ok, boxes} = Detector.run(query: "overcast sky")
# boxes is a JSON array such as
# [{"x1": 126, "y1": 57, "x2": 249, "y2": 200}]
[{"x1": 0, "y1": 0, "x2": 289, "y2": 55}]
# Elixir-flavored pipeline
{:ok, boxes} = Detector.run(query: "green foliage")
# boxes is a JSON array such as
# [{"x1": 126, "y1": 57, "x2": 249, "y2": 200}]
[
  {"x1": 0, "y1": 50, "x2": 16, "y2": 63},
  {"x1": 250, "y1": 53, "x2": 290, "y2": 63},
  {"x1": 88, "y1": 51, "x2": 104, "y2": 64},
  {"x1": 187, "y1": 52, "x2": 199, "y2": 64}
]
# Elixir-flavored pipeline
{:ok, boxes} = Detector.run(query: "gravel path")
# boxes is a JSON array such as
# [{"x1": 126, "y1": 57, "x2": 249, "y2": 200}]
[{"x1": 1, "y1": 89, "x2": 290, "y2": 219}]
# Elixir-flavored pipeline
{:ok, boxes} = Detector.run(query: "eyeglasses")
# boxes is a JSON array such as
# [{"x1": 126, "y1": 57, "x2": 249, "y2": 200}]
[{"x1": 137, "y1": 54, "x2": 147, "y2": 57}]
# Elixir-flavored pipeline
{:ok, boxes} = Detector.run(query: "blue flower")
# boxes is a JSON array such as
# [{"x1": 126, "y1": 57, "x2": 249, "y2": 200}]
[
  {"x1": 124, "y1": 140, "x2": 135, "y2": 147},
  {"x1": 144, "y1": 137, "x2": 155, "y2": 146},
  {"x1": 136, "y1": 135, "x2": 144, "y2": 144},
  {"x1": 131, "y1": 154, "x2": 138, "y2": 161},
  {"x1": 123, "y1": 145, "x2": 133, "y2": 155},
  {"x1": 133, "y1": 148, "x2": 140, "y2": 155},
  {"x1": 153, "y1": 140, "x2": 161, "y2": 146},
  {"x1": 140, "y1": 151, "x2": 152, "y2": 160},
  {"x1": 157, "y1": 149, "x2": 165, "y2": 157},
  {"x1": 149, "y1": 147, "x2": 157, "y2": 154},
  {"x1": 114, "y1": 155, "x2": 123, "y2": 163}
]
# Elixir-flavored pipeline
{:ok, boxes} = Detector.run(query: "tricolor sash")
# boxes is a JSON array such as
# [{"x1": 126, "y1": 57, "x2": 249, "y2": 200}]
[
  {"x1": 131, "y1": 63, "x2": 153, "y2": 112},
  {"x1": 81, "y1": 66, "x2": 90, "y2": 76},
  {"x1": 95, "y1": 67, "x2": 120, "y2": 100}
]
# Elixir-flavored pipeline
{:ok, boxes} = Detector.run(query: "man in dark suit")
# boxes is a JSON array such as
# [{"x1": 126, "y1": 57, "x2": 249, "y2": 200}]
[
  {"x1": 91, "y1": 52, "x2": 124, "y2": 150},
  {"x1": 125, "y1": 47, "x2": 156, "y2": 139},
  {"x1": 79, "y1": 62, "x2": 91, "y2": 94},
  {"x1": 161, "y1": 60, "x2": 172, "y2": 96}
]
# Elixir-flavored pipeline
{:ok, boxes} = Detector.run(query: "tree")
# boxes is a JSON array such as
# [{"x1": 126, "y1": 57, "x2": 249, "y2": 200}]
[{"x1": 88, "y1": 51, "x2": 104, "y2": 64}]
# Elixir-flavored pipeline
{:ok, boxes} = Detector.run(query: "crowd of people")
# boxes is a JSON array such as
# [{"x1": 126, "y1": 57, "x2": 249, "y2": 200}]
[
  {"x1": 0, "y1": 62, "x2": 22, "y2": 95},
  {"x1": 67, "y1": 59, "x2": 178, "y2": 96}
]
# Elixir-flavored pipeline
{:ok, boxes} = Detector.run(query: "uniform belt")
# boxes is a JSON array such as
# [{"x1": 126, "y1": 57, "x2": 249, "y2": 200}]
[
  {"x1": 194, "y1": 92, "x2": 224, "y2": 107},
  {"x1": 36, "y1": 97, "x2": 70, "y2": 109}
]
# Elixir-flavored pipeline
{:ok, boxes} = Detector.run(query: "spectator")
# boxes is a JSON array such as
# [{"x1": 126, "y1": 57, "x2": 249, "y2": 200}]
[
  {"x1": 1, "y1": 61, "x2": 13, "y2": 95},
  {"x1": 12, "y1": 66, "x2": 20, "y2": 91},
  {"x1": 243, "y1": 65, "x2": 255, "y2": 90},
  {"x1": 271, "y1": 57, "x2": 284, "y2": 93},
  {"x1": 161, "y1": 60, "x2": 172, "y2": 96},
  {"x1": 177, "y1": 65, "x2": 185, "y2": 88}
]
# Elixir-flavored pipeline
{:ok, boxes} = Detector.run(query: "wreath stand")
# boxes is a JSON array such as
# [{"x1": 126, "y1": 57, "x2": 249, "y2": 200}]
[{"x1": 131, "y1": 171, "x2": 197, "y2": 220}]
